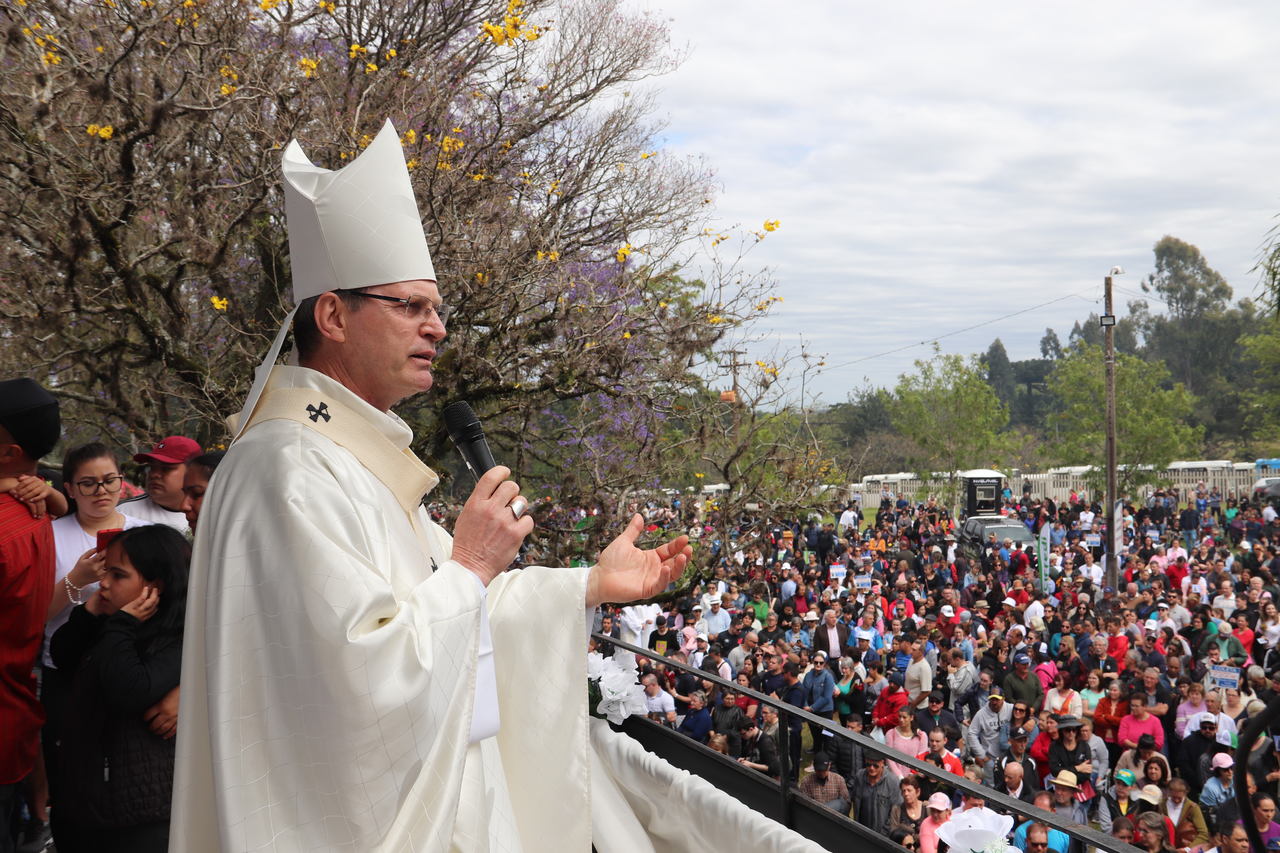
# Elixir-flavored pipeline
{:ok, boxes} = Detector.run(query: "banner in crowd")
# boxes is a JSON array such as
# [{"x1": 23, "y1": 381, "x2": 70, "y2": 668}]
[{"x1": 1208, "y1": 664, "x2": 1241, "y2": 690}]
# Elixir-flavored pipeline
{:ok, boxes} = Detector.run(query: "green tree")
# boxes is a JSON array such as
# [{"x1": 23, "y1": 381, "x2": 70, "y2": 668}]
[
  {"x1": 1141, "y1": 235, "x2": 1233, "y2": 322},
  {"x1": 1040, "y1": 328, "x2": 1063, "y2": 360},
  {"x1": 889, "y1": 349, "x2": 1009, "y2": 509},
  {"x1": 1240, "y1": 317, "x2": 1280, "y2": 452},
  {"x1": 981, "y1": 338, "x2": 1016, "y2": 408},
  {"x1": 1046, "y1": 344, "x2": 1203, "y2": 496}
]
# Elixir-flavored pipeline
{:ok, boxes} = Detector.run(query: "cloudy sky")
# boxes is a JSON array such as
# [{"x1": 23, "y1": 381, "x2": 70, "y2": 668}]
[{"x1": 628, "y1": 1, "x2": 1279, "y2": 403}]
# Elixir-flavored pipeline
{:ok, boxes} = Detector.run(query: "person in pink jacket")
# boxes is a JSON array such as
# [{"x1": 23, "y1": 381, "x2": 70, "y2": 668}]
[{"x1": 1117, "y1": 691, "x2": 1164, "y2": 750}]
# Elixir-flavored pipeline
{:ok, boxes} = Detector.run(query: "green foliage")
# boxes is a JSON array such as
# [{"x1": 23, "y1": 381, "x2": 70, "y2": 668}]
[
  {"x1": 889, "y1": 349, "x2": 1009, "y2": 506},
  {"x1": 981, "y1": 339, "x2": 1016, "y2": 408},
  {"x1": 1142, "y1": 235, "x2": 1233, "y2": 321},
  {"x1": 1240, "y1": 317, "x2": 1280, "y2": 450},
  {"x1": 1040, "y1": 328, "x2": 1063, "y2": 360},
  {"x1": 1046, "y1": 344, "x2": 1203, "y2": 496}
]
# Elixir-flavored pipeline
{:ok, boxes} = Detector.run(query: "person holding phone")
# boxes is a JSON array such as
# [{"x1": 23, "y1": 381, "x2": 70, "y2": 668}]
[
  {"x1": 47, "y1": 525, "x2": 189, "y2": 852},
  {"x1": 42, "y1": 442, "x2": 149, "y2": 849}
]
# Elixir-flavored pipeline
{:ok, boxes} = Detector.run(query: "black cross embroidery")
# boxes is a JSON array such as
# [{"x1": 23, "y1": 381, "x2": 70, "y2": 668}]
[{"x1": 306, "y1": 402, "x2": 331, "y2": 423}]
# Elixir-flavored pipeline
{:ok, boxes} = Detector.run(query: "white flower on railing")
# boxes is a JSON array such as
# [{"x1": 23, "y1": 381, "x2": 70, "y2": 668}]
[
  {"x1": 587, "y1": 650, "x2": 647, "y2": 724},
  {"x1": 935, "y1": 807, "x2": 1015, "y2": 853}
]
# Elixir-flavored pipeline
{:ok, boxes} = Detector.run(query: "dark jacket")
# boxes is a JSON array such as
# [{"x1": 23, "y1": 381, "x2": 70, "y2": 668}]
[
  {"x1": 49, "y1": 605, "x2": 182, "y2": 829},
  {"x1": 1048, "y1": 737, "x2": 1092, "y2": 779},
  {"x1": 743, "y1": 731, "x2": 780, "y2": 777}
]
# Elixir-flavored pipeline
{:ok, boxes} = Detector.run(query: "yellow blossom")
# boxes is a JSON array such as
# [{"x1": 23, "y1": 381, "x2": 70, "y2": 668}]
[
  {"x1": 385, "y1": 48, "x2": 396, "y2": 59},
  {"x1": 475, "y1": 271, "x2": 489, "y2": 284},
  {"x1": 695, "y1": 472, "x2": 705, "y2": 479},
  {"x1": 357, "y1": 134, "x2": 373, "y2": 148},
  {"x1": 348, "y1": 43, "x2": 366, "y2": 58},
  {"x1": 439, "y1": 135, "x2": 464, "y2": 153},
  {"x1": 622, "y1": 331, "x2": 632, "y2": 339},
  {"x1": 639, "y1": 151, "x2": 656, "y2": 159},
  {"x1": 401, "y1": 128, "x2": 416, "y2": 145},
  {"x1": 85, "y1": 124, "x2": 114, "y2": 139},
  {"x1": 547, "y1": 179, "x2": 560, "y2": 195},
  {"x1": 707, "y1": 315, "x2": 726, "y2": 325},
  {"x1": 298, "y1": 57, "x2": 318, "y2": 77},
  {"x1": 209, "y1": 296, "x2": 229, "y2": 311},
  {"x1": 615, "y1": 243, "x2": 633, "y2": 263},
  {"x1": 220, "y1": 84, "x2": 236, "y2": 96},
  {"x1": 219, "y1": 65, "x2": 238, "y2": 81},
  {"x1": 364, "y1": 62, "x2": 378, "y2": 74},
  {"x1": 763, "y1": 219, "x2": 780, "y2": 232},
  {"x1": 258, "y1": 0, "x2": 279, "y2": 9},
  {"x1": 42, "y1": 50, "x2": 61, "y2": 65},
  {"x1": 405, "y1": 158, "x2": 419, "y2": 170},
  {"x1": 658, "y1": 300, "x2": 668, "y2": 308},
  {"x1": 468, "y1": 172, "x2": 486, "y2": 181},
  {"x1": 318, "y1": 0, "x2": 335, "y2": 10},
  {"x1": 96, "y1": 45, "x2": 104, "y2": 52},
  {"x1": 548, "y1": 250, "x2": 560, "y2": 261}
]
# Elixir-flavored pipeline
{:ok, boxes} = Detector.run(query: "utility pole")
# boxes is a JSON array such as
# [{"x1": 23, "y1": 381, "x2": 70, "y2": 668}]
[{"x1": 1101, "y1": 267, "x2": 1123, "y2": 591}]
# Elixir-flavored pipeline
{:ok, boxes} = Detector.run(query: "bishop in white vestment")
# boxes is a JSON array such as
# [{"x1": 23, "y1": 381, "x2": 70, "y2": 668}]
[{"x1": 169, "y1": 120, "x2": 691, "y2": 852}]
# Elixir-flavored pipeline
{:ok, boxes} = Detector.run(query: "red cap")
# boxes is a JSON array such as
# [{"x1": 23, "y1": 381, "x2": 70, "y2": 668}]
[{"x1": 133, "y1": 436, "x2": 202, "y2": 465}]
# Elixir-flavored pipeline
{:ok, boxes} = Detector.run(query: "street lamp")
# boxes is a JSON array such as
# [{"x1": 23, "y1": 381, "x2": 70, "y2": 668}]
[{"x1": 1102, "y1": 266, "x2": 1124, "y2": 590}]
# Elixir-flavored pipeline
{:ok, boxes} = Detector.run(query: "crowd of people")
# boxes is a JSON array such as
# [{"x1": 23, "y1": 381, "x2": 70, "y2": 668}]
[
  {"x1": 1, "y1": 388, "x2": 222, "y2": 853},
  {"x1": 5, "y1": 372, "x2": 1280, "y2": 853},
  {"x1": 597, "y1": 485, "x2": 1280, "y2": 853}
]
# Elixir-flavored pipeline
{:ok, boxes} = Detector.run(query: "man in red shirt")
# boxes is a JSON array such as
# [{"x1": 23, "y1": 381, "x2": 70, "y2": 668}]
[{"x1": 0, "y1": 379, "x2": 60, "y2": 851}]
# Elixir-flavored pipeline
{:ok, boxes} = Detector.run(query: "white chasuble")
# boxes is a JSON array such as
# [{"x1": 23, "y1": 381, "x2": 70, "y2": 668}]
[{"x1": 170, "y1": 367, "x2": 591, "y2": 852}]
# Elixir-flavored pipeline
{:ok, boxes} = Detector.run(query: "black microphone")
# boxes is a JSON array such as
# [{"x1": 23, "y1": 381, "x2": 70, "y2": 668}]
[{"x1": 442, "y1": 401, "x2": 496, "y2": 482}]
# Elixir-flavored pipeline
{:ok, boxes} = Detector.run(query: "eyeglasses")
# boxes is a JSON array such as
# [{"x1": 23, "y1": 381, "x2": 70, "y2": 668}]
[
  {"x1": 347, "y1": 290, "x2": 453, "y2": 324},
  {"x1": 1028, "y1": 843, "x2": 1049, "y2": 849},
  {"x1": 73, "y1": 475, "x2": 124, "y2": 496}
]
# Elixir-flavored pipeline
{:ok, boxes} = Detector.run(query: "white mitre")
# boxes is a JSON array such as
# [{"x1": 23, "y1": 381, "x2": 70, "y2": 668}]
[{"x1": 228, "y1": 118, "x2": 436, "y2": 437}]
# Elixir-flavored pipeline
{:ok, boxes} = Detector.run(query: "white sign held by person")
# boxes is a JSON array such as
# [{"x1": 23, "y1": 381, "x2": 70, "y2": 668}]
[
  {"x1": 830, "y1": 566, "x2": 847, "y2": 581},
  {"x1": 1208, "y1": 664, "x2": 1241, "y2": 690},
  {"x1": 853, "y1": 574, "x2": 871, "y2": 590}
]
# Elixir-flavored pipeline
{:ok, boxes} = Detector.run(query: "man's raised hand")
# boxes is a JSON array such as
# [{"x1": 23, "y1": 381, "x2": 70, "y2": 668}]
[{"x1": 587, "y1": 514, "x2": 691, "y2": 607}]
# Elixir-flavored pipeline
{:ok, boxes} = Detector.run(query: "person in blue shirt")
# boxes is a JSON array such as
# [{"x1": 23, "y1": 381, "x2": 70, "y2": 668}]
[
  {"x1": 1200, "y1": 752, "x2": 1235, "y2": 812},
  {"x1": 677, "y1": 690, "x2": 713, "y2": 744},
  {"x1": 1012, "y1": 796, "x2": 1070, "y2": 853},
  {"x1": 802, "y1": 651, "x2": 837, "y2": 750}
]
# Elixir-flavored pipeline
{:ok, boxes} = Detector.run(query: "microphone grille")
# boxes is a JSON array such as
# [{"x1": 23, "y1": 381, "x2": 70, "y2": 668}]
[{"x1": 442, "y1": 400, "x2": 480, "y2": 437}]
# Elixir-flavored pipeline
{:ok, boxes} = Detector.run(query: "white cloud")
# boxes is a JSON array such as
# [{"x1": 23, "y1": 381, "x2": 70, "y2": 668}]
[{"x1": 625, "y1": 0, "x2": 1280, "y2": 400}]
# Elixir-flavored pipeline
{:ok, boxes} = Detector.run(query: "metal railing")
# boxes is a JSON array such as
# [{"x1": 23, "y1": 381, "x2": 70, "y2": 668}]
[{"x1": 597, "y1": 633, "x2": 1141, "y2": 853}]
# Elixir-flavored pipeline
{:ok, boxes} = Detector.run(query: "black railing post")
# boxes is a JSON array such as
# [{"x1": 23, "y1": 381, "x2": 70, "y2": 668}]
[{"x1": 777, "y1": 709, "x2": 793, "y2": 829}]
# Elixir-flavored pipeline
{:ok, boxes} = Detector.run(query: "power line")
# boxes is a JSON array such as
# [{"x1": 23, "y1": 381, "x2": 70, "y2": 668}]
[{"x1": 821, "y1": 286, "x2": 1099, "y2": 372}]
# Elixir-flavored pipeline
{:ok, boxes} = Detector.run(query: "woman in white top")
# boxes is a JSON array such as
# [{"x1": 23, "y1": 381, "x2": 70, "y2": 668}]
[
  {"x1": 45, "y1": 442, "x2": 149, "y2": 661},
  {"x1": 41, "y1": 442, "x2": 149, "y2": 847},
  {"x1": 1044, "y1": 670, "x2": 1083, "y2": 718}
]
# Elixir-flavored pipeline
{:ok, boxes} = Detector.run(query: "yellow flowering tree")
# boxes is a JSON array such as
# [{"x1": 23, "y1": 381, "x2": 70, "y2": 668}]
[{"x1": 0, "y1": 0, "x2": 771, "y2": 474}]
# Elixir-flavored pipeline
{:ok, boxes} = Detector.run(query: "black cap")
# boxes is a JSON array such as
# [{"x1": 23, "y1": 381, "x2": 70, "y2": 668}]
[
  {"x1": 0, "y1": 379, "x2": 60, "y2": 461},
  {"x1": 813, "y1": 753, "x2": 832, "y2": 770}
]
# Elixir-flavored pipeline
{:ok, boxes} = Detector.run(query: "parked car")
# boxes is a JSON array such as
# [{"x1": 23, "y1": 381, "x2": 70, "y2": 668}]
[
  {"x1": 1253, "y1": 477, "x2": 1280, "y2": 503},
  {"x1": 957, "y1": 515, "x2": 1036, "y2": 562}
]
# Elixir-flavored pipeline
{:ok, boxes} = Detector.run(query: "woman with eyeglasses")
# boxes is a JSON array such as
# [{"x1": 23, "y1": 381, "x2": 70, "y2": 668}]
[{"x1": 41, "y1": 443, "x2": 149, "y2": 847}]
